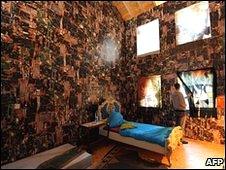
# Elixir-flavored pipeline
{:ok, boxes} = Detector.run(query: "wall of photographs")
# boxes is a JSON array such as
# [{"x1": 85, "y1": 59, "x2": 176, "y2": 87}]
[
  {"x1": 0, "y1": 1, "x2": 225, "y2": 166},
  {"x1": 122, "y1": 1, "x2": 224, "y2": 143},
  {"x1": 1, "y1": 1, "x2": 124, "y2": 165}
]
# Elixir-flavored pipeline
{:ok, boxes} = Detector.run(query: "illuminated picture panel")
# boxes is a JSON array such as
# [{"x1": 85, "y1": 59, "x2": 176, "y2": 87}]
[
  {"x1": 138, "y1": 75, "x2": 161, "y2": 107},
  {"x1": 175, "y1": 1, "x2": 211, "y2": 45},
  {"x1": 177, "y1": 69, "x2": 214, "y2": 110},
  {"x1": 137, "y1": 19, "x2": 160, "y2": 57}
]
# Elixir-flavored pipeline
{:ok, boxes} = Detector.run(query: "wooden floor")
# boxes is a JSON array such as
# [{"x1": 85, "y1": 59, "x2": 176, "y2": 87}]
[
  {"x1": 88, "y1": 138, "x2": 225, "y2": 169},
  {"x1": 88, "y1": 141, "x2": 115, "y2": 169}
]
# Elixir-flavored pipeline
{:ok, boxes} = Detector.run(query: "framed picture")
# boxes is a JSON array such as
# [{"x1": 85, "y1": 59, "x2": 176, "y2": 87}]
[
  {"x1": 138, "y1": 75, "x2": 161, "y2": 108},
  {"x1": 175, "y1": 1, "x2": 211, "y2": 45},
  {"x1": 137, "y1": 19, "x2": 160, "y2": 57},
  {"x1": 177, "y1": 68, "x2": 217, "y2": 117}
]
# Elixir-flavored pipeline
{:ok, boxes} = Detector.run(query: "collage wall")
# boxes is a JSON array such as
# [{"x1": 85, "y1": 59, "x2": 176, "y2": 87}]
[
  {"x1": 1, "y1": 1, "x2": 124, "y2": 165},
  {"x1": 1, "y1": 1, "x2": 225, "y2": 165},
  {"x1": 120, "y1": 1, "x2": 224, "y2": 144}
]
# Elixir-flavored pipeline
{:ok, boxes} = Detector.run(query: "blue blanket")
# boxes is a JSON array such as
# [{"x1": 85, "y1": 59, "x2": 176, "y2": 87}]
[{"x1": 119, "y1": 122, "x2": 173, "y2": 147}]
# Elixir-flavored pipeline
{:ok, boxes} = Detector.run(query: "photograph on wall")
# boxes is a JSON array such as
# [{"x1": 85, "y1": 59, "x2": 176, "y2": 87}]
[
  {"x1": 177, "y1": 68, "x2": 215, "y2": 110},
  {"x1": 175, "y1": 1, "x2": 211, "y2": 45},
  {"x1": 138, "y1": 75, "x2": 161, "y2": 107},
  {"x1": 136, "y1": 19, "x2": 160, "y2": 57}
]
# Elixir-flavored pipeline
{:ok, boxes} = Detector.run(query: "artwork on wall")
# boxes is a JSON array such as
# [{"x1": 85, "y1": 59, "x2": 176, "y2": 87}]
[
  {"x1": 175, "y1": 1, "x2": 211, "y2": 45},
  {"x1": 136, "y1": 19, "x2": 160, "y2": 57},
  {"x1": 138, "y1": 75, "x2": 161, "y2": 107},
  {"x1": 177, "y1": 68, "x2": 216, "y2": 111}
]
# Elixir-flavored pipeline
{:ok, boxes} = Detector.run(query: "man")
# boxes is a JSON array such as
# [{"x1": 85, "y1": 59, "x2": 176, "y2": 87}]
[{"x1": 171, "y1": 83, "x2": 188, "y2": 144}]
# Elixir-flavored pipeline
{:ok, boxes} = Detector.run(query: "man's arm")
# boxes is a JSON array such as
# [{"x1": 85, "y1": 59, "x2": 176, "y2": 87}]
[{"x1": 179, "y1": 93, "x2": 187, "y2": 109}]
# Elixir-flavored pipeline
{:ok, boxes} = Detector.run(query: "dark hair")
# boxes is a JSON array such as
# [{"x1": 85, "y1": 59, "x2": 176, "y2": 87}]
[{"x1": 174, "y1": 83, "x2": 180, "y2": 90}]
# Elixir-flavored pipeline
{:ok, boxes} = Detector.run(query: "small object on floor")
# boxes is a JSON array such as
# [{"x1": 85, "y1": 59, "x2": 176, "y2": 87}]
[{"x1": 182, "y1": 140, "x2": 188, "y2": 144}]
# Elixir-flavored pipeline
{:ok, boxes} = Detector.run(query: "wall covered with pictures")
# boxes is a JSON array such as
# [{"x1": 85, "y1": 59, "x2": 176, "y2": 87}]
[
  {"x1": 120, "y1": 1, "x2": 225, "y2": 143},
  {"x1": 1, "y1": 1, "x2": 124, "y2": 165},
  {"x1": 1, "y1": 1, "x2": 225, "y2": 166}
]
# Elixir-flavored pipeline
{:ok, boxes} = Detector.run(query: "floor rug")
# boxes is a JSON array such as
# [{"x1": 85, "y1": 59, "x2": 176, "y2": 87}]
[
  {"x1": 96, "y1": 145, "x2": 168, "y2": 169},
  {"x1": 36, "y1": 147, "x2": 88, "y2": 169}
]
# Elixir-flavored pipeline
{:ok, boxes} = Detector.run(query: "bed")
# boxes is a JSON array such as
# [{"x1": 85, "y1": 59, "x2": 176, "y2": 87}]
[{"x1": 96, "y1": 97, "x2": 183, "y2": 166}]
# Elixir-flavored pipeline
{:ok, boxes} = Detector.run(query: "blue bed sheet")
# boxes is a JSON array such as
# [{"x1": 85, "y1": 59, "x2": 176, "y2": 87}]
[{"x1": 119, "y1": 122, "x2": 173, "y2": 147}]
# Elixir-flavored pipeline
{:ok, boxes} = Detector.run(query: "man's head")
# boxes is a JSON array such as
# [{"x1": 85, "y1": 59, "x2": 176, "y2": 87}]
[{"x1": 174, "y1": 83, "x2": 180, "y2": 90}]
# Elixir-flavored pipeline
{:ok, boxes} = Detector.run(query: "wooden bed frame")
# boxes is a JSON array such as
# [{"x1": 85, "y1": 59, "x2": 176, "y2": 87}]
[
  {"x1": 97, "y1": 97, "x2": 183, "y2": 166},
  {"x1": 99, "y1": 125, "x2": 182, "y2": 167}
]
